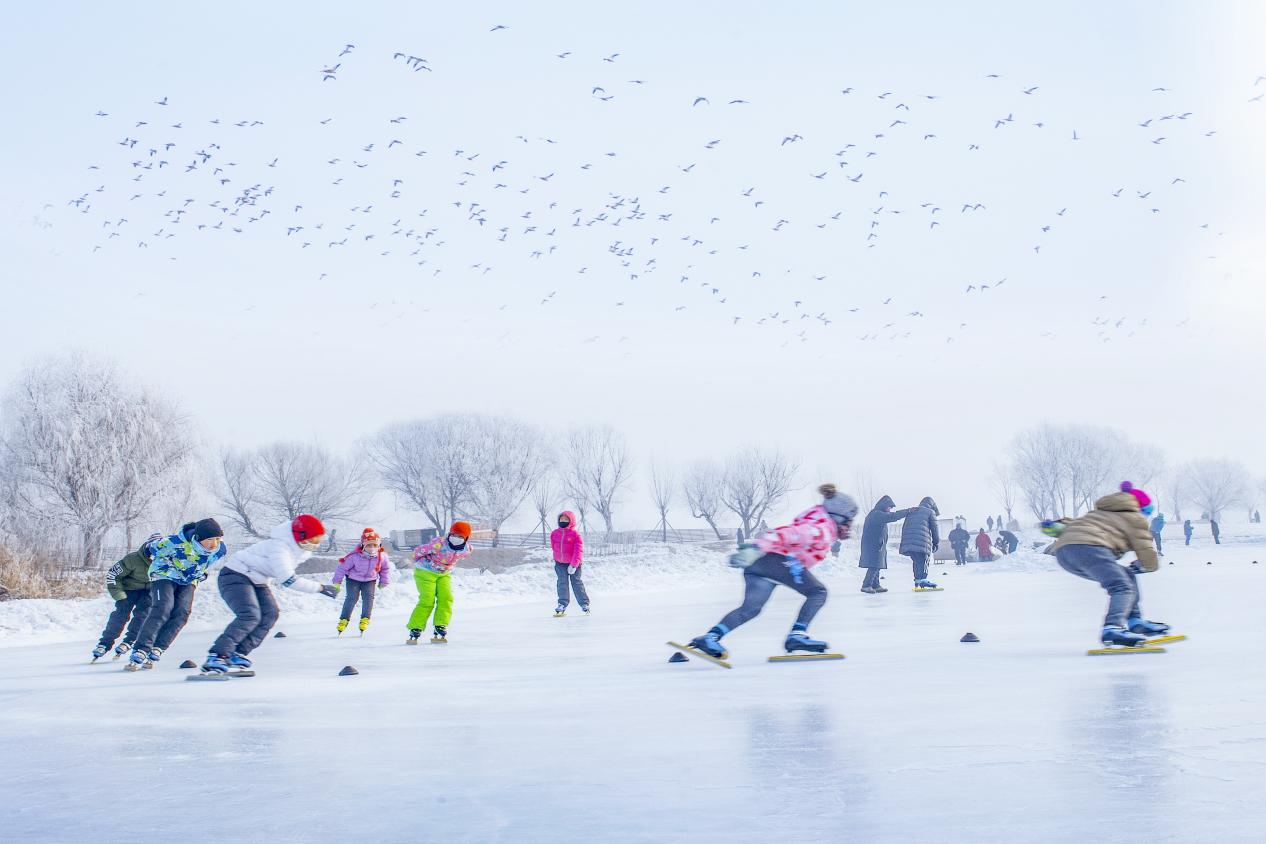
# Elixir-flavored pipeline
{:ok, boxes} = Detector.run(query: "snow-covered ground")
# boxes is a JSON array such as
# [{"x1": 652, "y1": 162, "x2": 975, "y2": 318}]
[{"x1": 2, "y1": 533, "x2": 1264, "y2": 842}]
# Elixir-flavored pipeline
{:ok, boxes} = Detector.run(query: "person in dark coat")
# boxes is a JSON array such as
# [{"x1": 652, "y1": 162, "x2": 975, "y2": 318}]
[
  {"x1": 898, "y1": 496, "x2": 941, "y2": 588},
  {"x1": 1183, "y1": 519, "x2": 1193, "y2": 546},
  {"x1": 857, "y1": 495, "x2": 915, "y2": 593},
  {"x1": 948, "y1": 525, "x2": 971, "y2": 565},
  {"x1": 986, "y1": 516, "x2": 994, "y2": 532},
  {"x1": 1211, "y1": 519, "x2": 1221, "y2": 544},
  {"x1": 998, "y1": 529, "x2": 1019, "y2": 555}
]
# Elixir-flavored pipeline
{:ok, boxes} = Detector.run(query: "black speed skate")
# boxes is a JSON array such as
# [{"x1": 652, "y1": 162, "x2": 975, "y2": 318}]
[
  {"x1": 688, "y1": 627, "x2": 728, "y2": 660},
  {"x1": 784, "y1": 632, "x2": 829, "y2": 654}
]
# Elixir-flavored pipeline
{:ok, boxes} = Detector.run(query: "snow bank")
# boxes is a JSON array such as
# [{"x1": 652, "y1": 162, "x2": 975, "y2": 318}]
[{"x1": 0, "y1": 542, "x2": 735, "y2": 649}]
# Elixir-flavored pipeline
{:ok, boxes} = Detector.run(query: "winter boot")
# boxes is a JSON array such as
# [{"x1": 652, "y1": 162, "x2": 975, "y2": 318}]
[
  {"x1": 229, "y1": 653, "x2": 252, "y2": 669},
  {"x1": 1101, "y1": 626, "x2": 1148, "y2": 648},
  {"x1": 785, "y1": 623, "x2": 828, "y2": 654},
  {"x1": 113, "y1": 642, "x2": 131, "y2": 661},
  {"x1": 914, "y1": 579, "x2": 939, "y2": 590},
  {"x1": 125, "y1": 650, "x2": 149, "y2": 672},
  {"x1": 407, "y1": 628, "x2": 422, "y2": 645},
  {"x1": 142, "y1": 647, "x2": 162, "y2": 669},
  {"x1": 581, "y1": 605, "x2": 591, "y2": 615},
  {"x1": 359, "y1": 617, "x2": 370, "y2": 633},
  {"x1": 873, "y1": 584, "x2": 888, "y2": 593},
  {"x1": 1128, "y1": 617, "x2": 1170, "y2": 636},
  {"x1": 553, "y1": 604, "x2": 567, "y2": 617},
  {"x1": 688, "y1": 626, "x2": 729, "y2": 659},
  {"x1": 201, "y1": 653, "x2": 230, "y2": 675},
  {"x1": 91, "y1": 644, "x2": 108, "y2": 662},
  {"x1": 860, "y1": 586, "x2": 876, "y2": 594},
  {"x1": 432, "y1": 625, "x2": 448, "y2": 644},
  {"x1": 337, "y1": 618, "x2": 349, "y2": 635}
]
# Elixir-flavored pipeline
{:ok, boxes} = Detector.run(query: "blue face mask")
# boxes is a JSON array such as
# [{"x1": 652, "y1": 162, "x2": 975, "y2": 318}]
[{"x1": 1141, "y1": 504, "x2": 1154, "y2": 517}]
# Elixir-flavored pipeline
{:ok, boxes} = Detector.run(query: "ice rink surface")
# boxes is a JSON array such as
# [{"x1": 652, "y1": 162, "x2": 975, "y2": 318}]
[{"x1": 3, "y1": 543, "x2": 1263, "y2": 843}]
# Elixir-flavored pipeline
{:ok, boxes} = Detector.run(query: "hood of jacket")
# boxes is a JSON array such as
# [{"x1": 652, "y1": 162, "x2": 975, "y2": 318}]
[
  {"x1": 873, "y1": 495, "x2": 896, "y2": 512},
  {"x1": 1094, "y1": 492, "x2": 1142, "y2": 514},
  {"x1": 557, "y1": 510, "x2": 578, "y2": 529},
  {"x1": 918, "y1": 497, "x2": 939, "y2": 515}
]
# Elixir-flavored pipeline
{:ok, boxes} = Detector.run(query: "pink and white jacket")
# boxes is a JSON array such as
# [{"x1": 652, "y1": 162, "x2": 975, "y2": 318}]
[
  {"x1": 413, "y1": 536, "x2": 471, "y2": 574},
  {"x1": 550, "y1": 511, "x2": 584, "y2": 567},
  {"x1": 333, "y1": 547, "x2": 391, "y2": 586},
  {"x1": 753, "y1": 505, "x2": 839, "y2": 569}
]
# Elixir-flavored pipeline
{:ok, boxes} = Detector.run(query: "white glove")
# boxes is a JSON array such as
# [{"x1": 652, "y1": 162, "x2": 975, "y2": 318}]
[{"x1": 568, "y1": 565, "x2": 579, "y2": 575}]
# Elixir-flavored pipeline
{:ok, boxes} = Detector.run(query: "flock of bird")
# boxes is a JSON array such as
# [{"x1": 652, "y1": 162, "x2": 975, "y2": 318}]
[{"x1": 60, "y1": 27, "x2": 1265, "y2": 349}]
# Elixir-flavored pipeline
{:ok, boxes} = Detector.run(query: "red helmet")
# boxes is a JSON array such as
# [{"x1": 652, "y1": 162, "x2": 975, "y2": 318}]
[{"x1": 291, "y1": 514, "x2": 326, "y2": 543}]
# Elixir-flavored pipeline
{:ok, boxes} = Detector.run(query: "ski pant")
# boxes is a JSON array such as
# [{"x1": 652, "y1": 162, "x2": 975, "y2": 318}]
[
  {"x1": 408, "y1": 568, "x2": 453, "y2": 631},
  {"x1": 1152, "y1": 532, "x2": 1163, "y2": 554},
  {"x1": 907, "y1": 552, "x2": 929, "y2": 581},
  {"x1": 133, "y1": 580, "x2": 197, "y2": 654},
  {"x1": 554, "y1": 562, "x2": 590, "y2": 609},
  {"x1": 952, "y1": 544, "x2": 967, "y2": 565},
  {"x1": 339, "y1": 579, "x2": 378, "y2": 620},
  {"x1": 860, "y1": 567, "x2": 882, "y2": 589},
  {"x1": 1184, "y1": 534, "x2": 1191, "y2": 546},
  {"x1": 1054, "y1": 544, "x2": 1141, "y2": 630},
  {"x1": 211, "y1": 569, "x2": 280, "y2": 657},
  {"x1": 97, "y1": 588, "x2": 151, "y2": 649},
  {"x1": 717, "y1": 554, "x2": 827, "y2": 633}
]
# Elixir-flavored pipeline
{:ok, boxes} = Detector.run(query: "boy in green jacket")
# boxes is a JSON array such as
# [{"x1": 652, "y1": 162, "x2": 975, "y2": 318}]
[{"x1": 91, "y1": 535, "x2": 160, "y2": 662}]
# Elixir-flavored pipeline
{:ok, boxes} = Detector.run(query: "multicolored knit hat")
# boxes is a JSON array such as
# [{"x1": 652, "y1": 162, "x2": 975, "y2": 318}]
[{"x1": 1119, "y1": 481, "x2": 1153, "y2": 516}]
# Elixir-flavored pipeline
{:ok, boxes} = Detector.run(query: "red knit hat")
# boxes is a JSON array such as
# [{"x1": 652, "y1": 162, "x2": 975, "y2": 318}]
[
  {"x1": 291, "y1": 513, "x2": 326, "y2": 543},
  {"x1": 360, "y1": 527, "x2": 381, "y2": 545},
  {"x1": 449, "y1": 521, "x2": 472, "y2": 540}
]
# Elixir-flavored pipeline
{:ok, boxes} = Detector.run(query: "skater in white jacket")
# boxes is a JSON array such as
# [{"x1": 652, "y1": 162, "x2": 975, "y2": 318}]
[{"x1": 200, "y1": 514, "x2": 338, "y2": 675}]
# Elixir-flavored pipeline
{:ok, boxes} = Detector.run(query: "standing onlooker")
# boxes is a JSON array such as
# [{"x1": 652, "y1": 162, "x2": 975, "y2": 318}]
[
  {"x1": 858, "y1": 495, "x2": 914, "y2": 592},
  {"x1": 987, "y1": 515, "x2": 995, "y2": 533},
  {"x1": 1183, "y1": 519, "x2": 1193, "y2": 546},
  {"x1": 1211, "y1": 519, "x2": 1221, "y2": 544},
  {"x1": 898, "y1": 497, "x2": 941, "y2": 589},
  {"x1": 1150, "y1": 512, "x2": 1166, "y2": 556},
  {"x1": 948, "y1": 523, "x2": 971, "y2": 565},
  {"x1": 975, "y1": 529, "x2": 994, "y2": 562},
  {"x1": 551, "y1": 510, "x2": 589, "y2": 616},
  {"x1": 332, "y1": 528, "x2": 391, "y2": 635}
]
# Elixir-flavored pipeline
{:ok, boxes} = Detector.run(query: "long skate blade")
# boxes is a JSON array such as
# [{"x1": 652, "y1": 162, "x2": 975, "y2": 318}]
[
  {"x1": 554, "y1": 612, "x2": 566, "y2": 617},
  {"x1": 769, "y1": 653, "x2": 845, "y2": 662},
  {"x1": 406, "y1": 638, "x2": 419, "y2": 645},
  {"x1": 912, "y1": 587, "x2": 944, "y2": 592},
  {"x1": 227, "y1": 670, "x2": 255, "y2": 677},
  {"x1": 186, "y1": 673, "x2": 231, "y2": 681},
  {"x1": 1144, "y1": 634, "x2": 1186, "y2": 645},
  {"x1": 431, "y1": 637, "x2": 448, "y2": 644},
  {"x1": 1087, "y1": 646, "x2": 1167, "y2": 655},
  {"x1": 666, "y1": 641, "x2": 732, "y2": 669}
]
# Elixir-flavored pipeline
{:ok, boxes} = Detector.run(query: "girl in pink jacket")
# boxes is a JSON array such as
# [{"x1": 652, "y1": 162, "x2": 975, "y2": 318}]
[
  {"x1": 687, "y1": 484, "x2": 858, "y2": 659},
  {"x1": 550, "y1": 511, "x2": 589, "y2": 616},
  {"x1": 332, "y1": 528, "x2": 391, "y2": 635}
]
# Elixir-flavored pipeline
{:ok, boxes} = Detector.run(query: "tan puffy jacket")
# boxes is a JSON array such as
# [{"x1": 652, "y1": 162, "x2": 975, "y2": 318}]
[{"x1": 1048, "y1": 492, "x2": 1159, "y2": 572}]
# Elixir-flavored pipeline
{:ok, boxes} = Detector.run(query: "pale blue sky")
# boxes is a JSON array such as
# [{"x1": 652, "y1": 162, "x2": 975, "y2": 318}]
[{"x1": 2, "y1": 2, "x2": 1264, "y2": 528}]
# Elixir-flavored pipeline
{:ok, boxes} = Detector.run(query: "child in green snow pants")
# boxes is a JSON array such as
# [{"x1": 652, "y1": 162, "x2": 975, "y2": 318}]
[{"x1": 408, "y1": 568, "x2": 453, "y2": 630}]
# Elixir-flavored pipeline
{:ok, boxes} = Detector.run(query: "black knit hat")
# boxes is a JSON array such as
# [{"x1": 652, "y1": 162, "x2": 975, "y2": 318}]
[{"x1": 191, "y1": 518, "x2": 223, "y2": 542}]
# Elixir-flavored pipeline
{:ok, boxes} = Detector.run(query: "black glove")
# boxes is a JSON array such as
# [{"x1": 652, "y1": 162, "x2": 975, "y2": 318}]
[
  {"x1": 1127, "y1": 563, "x2": 1146, "y2": 575},
  {"x1": 318, "y1": 584, "x2": 339, "y2": 598}
]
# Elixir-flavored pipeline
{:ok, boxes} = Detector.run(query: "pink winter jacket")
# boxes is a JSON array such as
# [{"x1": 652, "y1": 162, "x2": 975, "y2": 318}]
[
  {"x1": 333, "y1": 548, "x2": 391, "y2": 586},
  {"x1": 413, "y1": 536, "x2": 471, "y2": 574},
  {"x1": 550, "y1": 512, "x2": 584, "y2": 567},
  {"x1": 753, "y1": 505, "x2": 839, "y2": 569}
]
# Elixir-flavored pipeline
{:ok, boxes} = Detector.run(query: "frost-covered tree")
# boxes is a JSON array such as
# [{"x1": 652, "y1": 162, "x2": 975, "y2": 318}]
[
  {"x1": 530, "y1": 471, "x2": 562, "y2": 546},
  {"x1": 365, "y1": 416, "x2": 477, "y2": 533},
  {"x1": 683, "y1": 460, "x2": 726, "y2": 540},
  {"x1": 563, "y1": 424, "x2": 632, "y2": 534},
  {"x1": 466, "y1": 416, "x2": 548, "y2": 546},
  {"x1": 1180, "y1": 458, "x2": 1250, "y2": 522},
  {"x1": 217, "y1": 442, "x2": 369, "y2": 535},
  {"x1": 648, "y1": 460, "x2": 675, "y2": 542},
  {"x1": 0, "y1": 356, "x2": 193, "y2": 566},
  {"x1": 989, "y1": 462, "x2": 1018, "y2": 522},
  {"x1": 719, "y1": 447, "x2": 799, "y2": 540},
  {"x1": 1009, "y1": 423, "x2": 1159, "y2": 518}
]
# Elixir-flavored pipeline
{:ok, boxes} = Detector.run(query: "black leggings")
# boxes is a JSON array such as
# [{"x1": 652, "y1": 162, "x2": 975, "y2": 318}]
[{"x1": 717, "y1": 554, "x2": 828, "y2": 633}]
